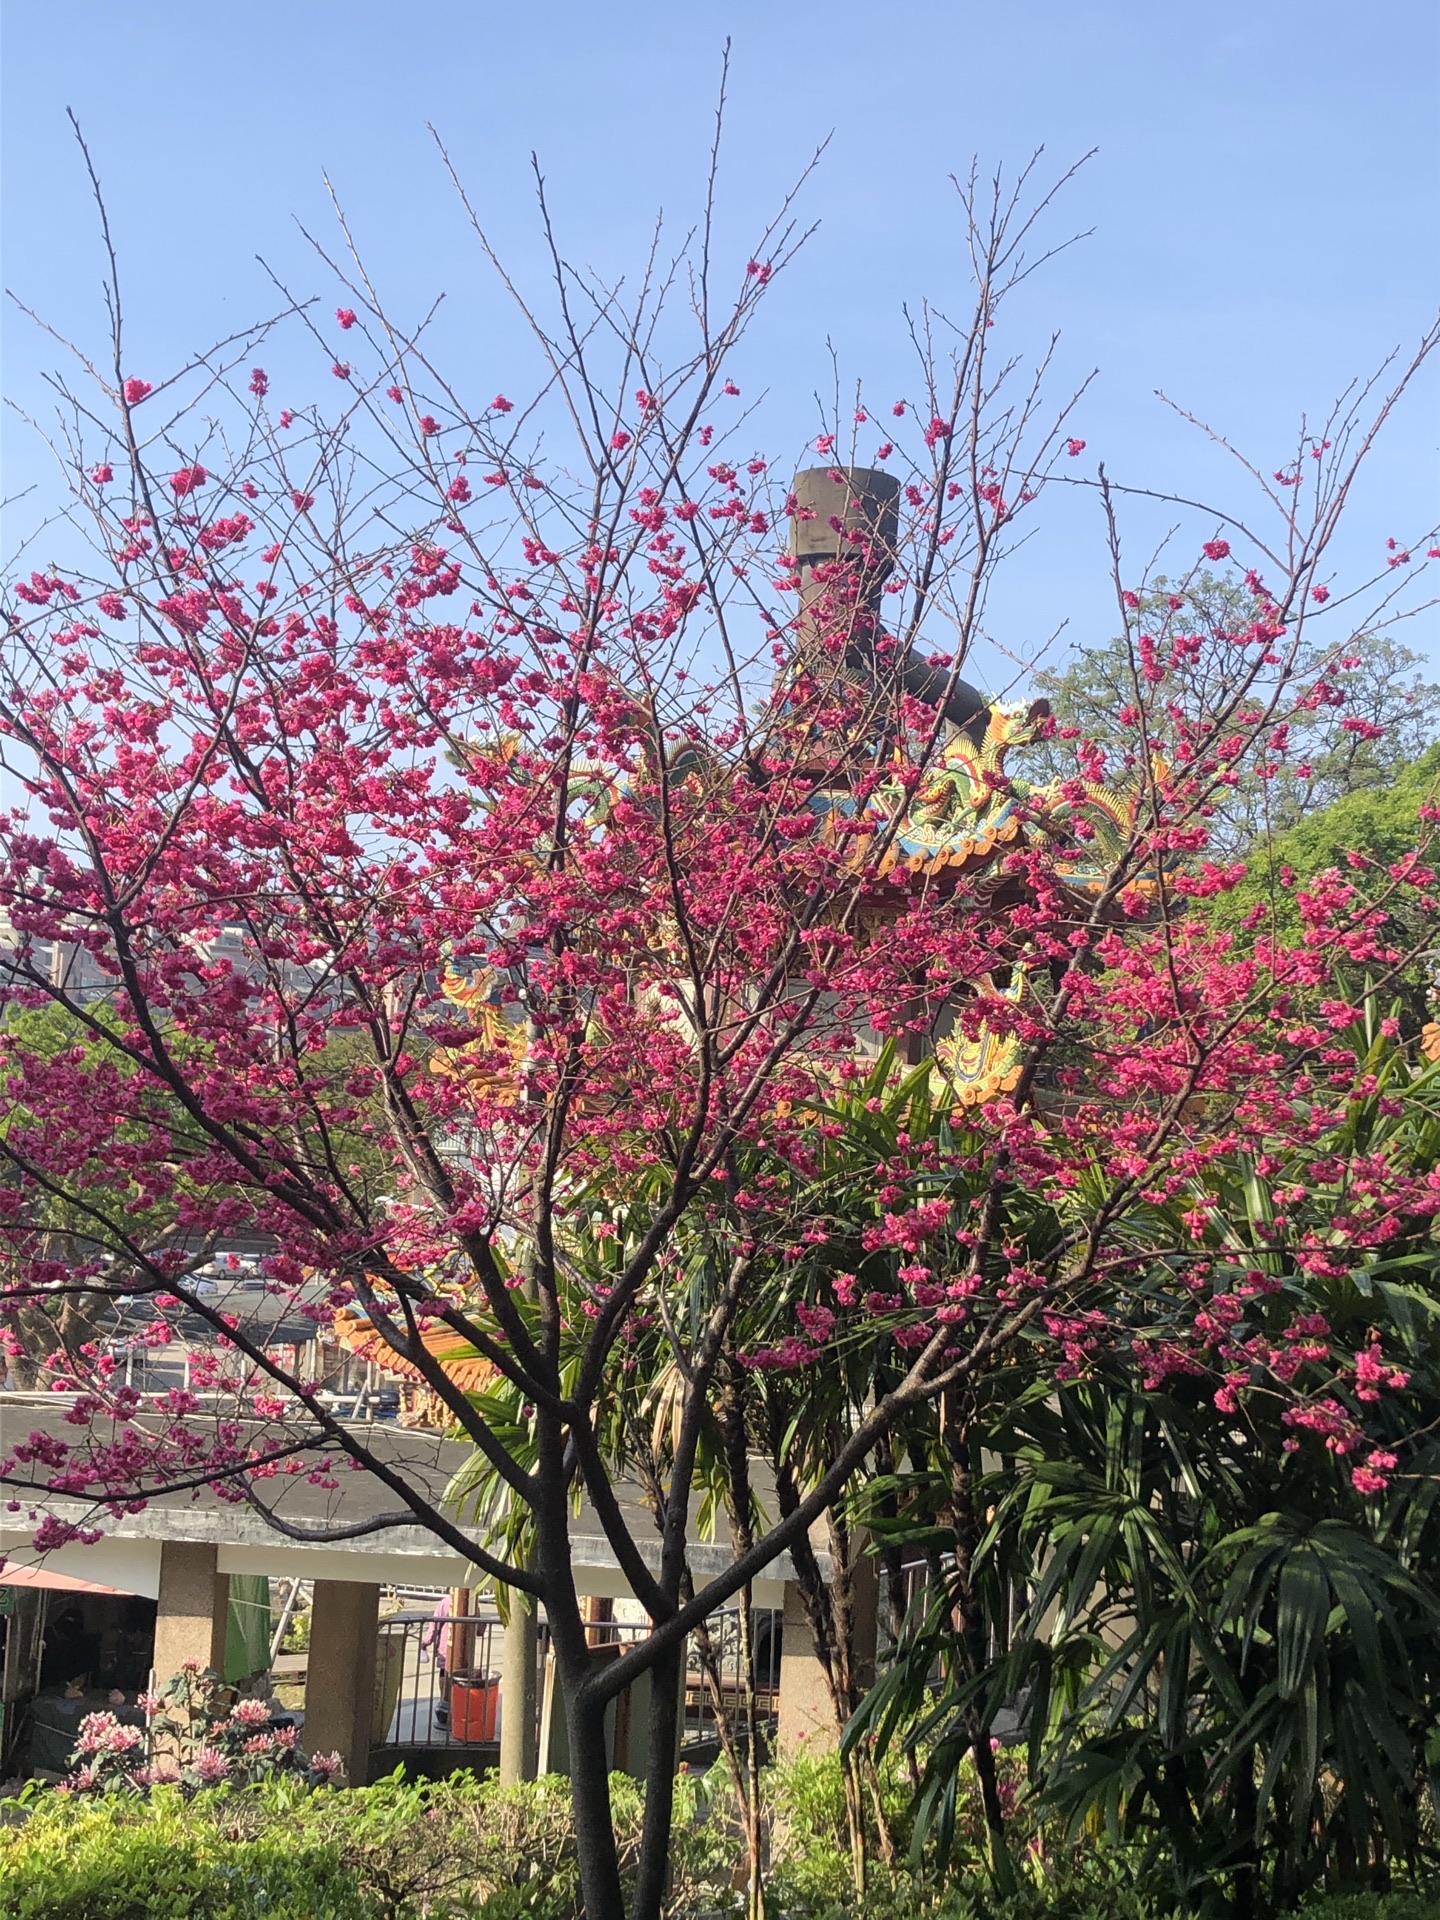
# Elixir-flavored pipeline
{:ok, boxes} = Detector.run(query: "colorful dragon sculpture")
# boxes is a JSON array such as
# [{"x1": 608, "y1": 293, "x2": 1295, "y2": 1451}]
[
  {"x1": 802, "y1": 696, "x2": 1158, "y2": 1103},
  {"x1": 811, "y1": 694, "x2": 1151, "y2": 890},
  {"x1": 426, "y1": 699, "x2": 1153, "y2": 1110}
]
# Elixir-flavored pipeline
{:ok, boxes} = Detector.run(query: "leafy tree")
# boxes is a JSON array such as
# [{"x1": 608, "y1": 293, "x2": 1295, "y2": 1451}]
[
  {"x1": 0, "y1": 1002, "x2": 197, "y2": 1386},
  {"x1": 1207, "y1": 740, "x2": 1440, "y2": 946},
  {"x1": 0, "y1": 1003, "x2": 396, "y2": 1386},
  {"x1": 1, "y1": 130, "x2": 1436, "y2": 1920},
  {"x1": 1025, "y1": 572, "x2": 1440, "y2": 855}
]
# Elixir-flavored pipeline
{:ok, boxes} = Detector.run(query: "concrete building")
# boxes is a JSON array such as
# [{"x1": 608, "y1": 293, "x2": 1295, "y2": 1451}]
[{"x1": 0, "y1": 1402, "x2": 858, "y2": 1786}]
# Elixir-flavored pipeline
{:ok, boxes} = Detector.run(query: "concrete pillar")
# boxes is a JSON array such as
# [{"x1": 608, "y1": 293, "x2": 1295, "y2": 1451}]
[
  {"x1": 304, "y1": 1579, "x2": 379, "y2": 1788},
  {"x1": 846, "y1": 1539, "x2": 880, "y2": 1698},
  {"x1": 775, "y1": 1546, "x2": 879, "y2": 1755},
  {"x1": 151, "y1": 1541, "x2": 229, "y2": 1684},
  {"x1": 775, "y1": 1578, "x2": 835, "y2": 1753},
  {"x1": 498, "y1": 1589, "x2": 539, "y2": 1783}
]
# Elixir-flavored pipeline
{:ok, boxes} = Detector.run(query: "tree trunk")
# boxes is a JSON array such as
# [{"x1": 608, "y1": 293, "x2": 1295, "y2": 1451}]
[
  {"x1": 716, "y1": 1365, "x2": 766, "y2": 1920},
  {"x1": 565, "y1": 1667, "x2": 628, "y2": 1920},
  {"x1": 736, "y1": 1584, "x2": 766, "y2": 1920},
  {"x1": 939, "y1": 1386, "x2": 1016, "y2": 1896},
  {"x1": 536, "y1": 1422, "x2": 628, "y2": 1920},
  {"x1": 630, "y1": 1634, "x2": 683, "y2": 1920},
  {"x1": 690, "y1": 1614, "x2": 751, "y2": 1823},
  {"x1": 772, "y1": 1449, "x2": 871, "y2": 1894},
  {"x1": 1229, "y1": 1734, "x2": 1260, "y2": 1920}
]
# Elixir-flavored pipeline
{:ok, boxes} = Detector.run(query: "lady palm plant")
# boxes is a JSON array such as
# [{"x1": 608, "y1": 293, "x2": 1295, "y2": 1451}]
[{"x1": 855, "y1": 1016, "x2": 1440, "y2": 1915}]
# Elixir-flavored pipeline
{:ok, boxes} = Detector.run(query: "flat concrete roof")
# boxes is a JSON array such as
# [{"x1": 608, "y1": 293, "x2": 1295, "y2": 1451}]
[{"x1": 0, "y1": 1396, "x2": 807, "y2": 1604}]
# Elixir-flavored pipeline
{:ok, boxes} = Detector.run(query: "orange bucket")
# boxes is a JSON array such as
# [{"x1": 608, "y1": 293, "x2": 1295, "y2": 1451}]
[{"x1": 450, "y1": 1672, "x2": 500, "y2": 1742}]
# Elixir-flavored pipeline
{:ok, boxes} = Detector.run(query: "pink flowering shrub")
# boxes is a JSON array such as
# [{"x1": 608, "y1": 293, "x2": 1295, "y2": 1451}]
[{"x1": 62, "y1": 1664, "x2": 342, "y2": 1797}]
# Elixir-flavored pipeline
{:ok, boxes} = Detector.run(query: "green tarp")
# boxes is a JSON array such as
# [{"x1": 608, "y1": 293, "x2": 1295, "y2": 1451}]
[{"x1": 224, "y1": 1574, "x2": 271, "y2": 1682}]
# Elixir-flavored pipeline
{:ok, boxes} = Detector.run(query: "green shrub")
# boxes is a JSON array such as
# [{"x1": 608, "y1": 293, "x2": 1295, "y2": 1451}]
[
  {"x1": 1299, "y1": 1895, "x2": 1440, "y2": 1920},
  {"x1": 0, "y1": 1770, "x2": 740, "y2": 1920},
  {"x1": 3, "y1": 1763, "x2": 1436, "y2": 1920},
  {"x1": 784, "y1": 1871, "x2": 1440, "y2": 1920},
  {"x1": 0, "y1": 1785, "x2": 376, "y2": 1920},
  {"x1": 765, "y1": 1845, "x2": 1190, "y2": 1920},
  {"x1": 763, "y1": 1742, "x2": 921, "y2": 1911}
]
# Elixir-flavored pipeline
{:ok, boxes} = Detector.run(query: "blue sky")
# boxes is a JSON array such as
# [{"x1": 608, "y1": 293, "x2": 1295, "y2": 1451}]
[{"x1": 4, "y1": 0, "x2": 1437, "y2": 686}]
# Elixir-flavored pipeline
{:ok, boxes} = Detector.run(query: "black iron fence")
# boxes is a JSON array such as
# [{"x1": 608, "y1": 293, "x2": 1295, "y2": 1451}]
[
  {"x1": 683, "y1": 1605, "x2": 782, "y2": 1752},
  {"x1": 370, "y1": 1604, "x2": 783, "y2": 1758},
  {"x1": 375, "y1": 1610, "x2": 505, "y2": 1753}
]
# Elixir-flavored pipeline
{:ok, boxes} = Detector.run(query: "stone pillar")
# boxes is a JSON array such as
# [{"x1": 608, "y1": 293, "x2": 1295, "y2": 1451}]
[
  {"x1": 498, "y1": 1590, "x2": 539, "y2": 1783},
  {"x1": 845, "y1": 1540, "x2": 880, "y2": 1697},
  {"x1": 775, "y1": 1548, "x2": 879, "y2": 1755},
  {"x1": 151, "y1": 1541, "x2": 229, "y2": 1684},
  {"x1": 304, "y1": 1579, "x2": 379, "y2": 1789},
  {"x1": 775, "y1": 1578, "x2": 835, "y2": 1753}
]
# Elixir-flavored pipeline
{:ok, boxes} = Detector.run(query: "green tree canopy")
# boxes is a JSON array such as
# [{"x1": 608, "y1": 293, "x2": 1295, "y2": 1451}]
[
  {"x1": 1024, "y1": 571, "x2": 1440, "y2": 855},
  {"x1": 1206, "y1": 740, "x2": 1440, "y2": 946}
]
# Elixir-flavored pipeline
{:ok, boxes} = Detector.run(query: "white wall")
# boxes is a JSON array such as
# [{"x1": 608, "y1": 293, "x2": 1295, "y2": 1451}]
[{"x1": 0, "y1": 1532, "x2": 162, "y2": 1599}]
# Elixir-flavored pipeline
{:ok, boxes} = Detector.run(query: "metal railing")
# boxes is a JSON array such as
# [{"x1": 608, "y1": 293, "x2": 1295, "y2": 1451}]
[
  {"x1": 683, "y1": 1606, "x2": 782, "y2": 1753},
  {"x1": 376, "y1": 1610, "x2": 504, "y2": 1751},
  {"x1": 370, "y1": 1604, "x2": 783, "y2": 1757}
]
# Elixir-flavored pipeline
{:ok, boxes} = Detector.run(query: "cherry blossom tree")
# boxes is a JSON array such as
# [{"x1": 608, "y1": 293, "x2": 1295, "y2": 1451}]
[{"x1": 2, "y1": 119, "x2": 1437, "y2": 1920}]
